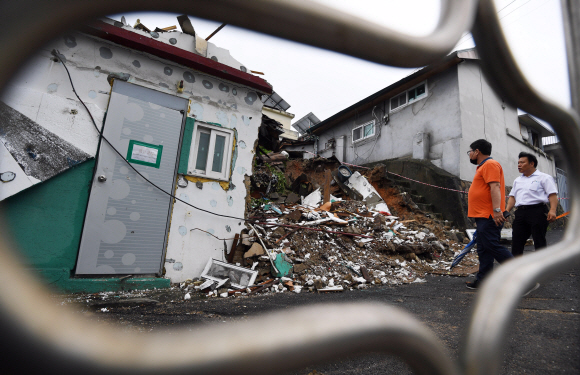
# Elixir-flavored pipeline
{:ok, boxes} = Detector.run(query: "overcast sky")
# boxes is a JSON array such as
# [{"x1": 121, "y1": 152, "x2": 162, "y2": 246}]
[{"x1": 115, "y1": 0, "x2": 569, "y2": 126}]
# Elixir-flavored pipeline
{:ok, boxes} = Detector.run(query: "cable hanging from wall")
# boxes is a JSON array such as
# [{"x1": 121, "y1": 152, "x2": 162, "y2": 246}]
[{"x1": 52, "y1": 49, "x2": 251, "y2": 223}]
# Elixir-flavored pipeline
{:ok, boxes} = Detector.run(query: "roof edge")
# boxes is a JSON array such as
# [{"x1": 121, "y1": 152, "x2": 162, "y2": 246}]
[
  {"x1": 309, "y1": 49, "x2": 475, "y2": 134},
  {"x1": 81, "y1": 20, "x2": 273, "y2": 94}
]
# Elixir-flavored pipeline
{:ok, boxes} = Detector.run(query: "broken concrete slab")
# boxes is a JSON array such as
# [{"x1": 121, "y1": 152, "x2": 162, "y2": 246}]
[
  {"x1": 241, "y1": 233, "x2": 253, "y2": 246},
  {"x1": 345, "y1": 171, "x2": 390, "y2": 212},
  {"x1": 285, "y1": 192, "x2": 301, "y2": 204},
  {"x1": 285, "y1": 210, "x2": 303, "y2": 222},
  {"x1": 244, "y1": 243, "x2": 265, "y2": 258},
  {"x1": 302, "y1": 188, "x2": 322, "y2": 208}
]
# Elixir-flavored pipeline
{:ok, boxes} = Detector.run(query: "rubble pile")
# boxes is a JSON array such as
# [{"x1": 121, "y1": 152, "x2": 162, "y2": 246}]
[{"x1": 180, "y1": 156, "x2": 479, "y2": 299}]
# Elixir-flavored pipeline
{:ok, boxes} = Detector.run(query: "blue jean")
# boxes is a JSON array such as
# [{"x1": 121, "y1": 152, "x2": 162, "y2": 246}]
[{"x1": 474, "y1": 216, "x2": 514, "y2": 282}]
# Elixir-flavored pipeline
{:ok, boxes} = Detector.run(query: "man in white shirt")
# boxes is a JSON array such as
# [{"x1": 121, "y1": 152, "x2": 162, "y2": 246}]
[{"x1": 506, "y1": 152, "x2": 558, "y2": 256}]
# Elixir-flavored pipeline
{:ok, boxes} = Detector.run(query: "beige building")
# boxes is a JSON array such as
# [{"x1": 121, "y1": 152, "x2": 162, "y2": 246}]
[{"x1": 261, "y1": 91, "x2": 298, "y2": 140}]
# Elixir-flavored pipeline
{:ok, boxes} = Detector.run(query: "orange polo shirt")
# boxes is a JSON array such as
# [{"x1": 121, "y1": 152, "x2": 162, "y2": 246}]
[{"x1": 468, "y1": 158, "x2": 505, "y2": 218}]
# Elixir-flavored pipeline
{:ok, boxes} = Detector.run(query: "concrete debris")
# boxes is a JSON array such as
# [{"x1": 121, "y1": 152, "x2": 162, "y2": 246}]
[
  {"x1": 302, "y1": 188, "x2": 322, "y2": 208},
  {"x1": 169, "y1": 156, "x2": 479, "y2": 300},
  {"x1": 345, "y1": 171, "x2": 390, "y2": 213},
  {"x1": 244, "y1": 243, "x2": 265, "y2": 258}
]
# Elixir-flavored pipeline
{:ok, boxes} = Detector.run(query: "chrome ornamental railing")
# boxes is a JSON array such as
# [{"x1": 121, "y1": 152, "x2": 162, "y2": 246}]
[{"x1": 0, "y1": 1, "x2": 577, "y2": 374}]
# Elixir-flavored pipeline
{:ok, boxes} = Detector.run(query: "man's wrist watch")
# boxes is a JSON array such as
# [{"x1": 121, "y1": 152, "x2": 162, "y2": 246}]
[{"x1": 493, "y1": 208, "x2": 501, "y2": 213}]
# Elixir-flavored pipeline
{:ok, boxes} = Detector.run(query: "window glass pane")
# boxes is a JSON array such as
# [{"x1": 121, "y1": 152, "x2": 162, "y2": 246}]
[
  {"x1": 408, "y1": 89, "x2": 416, "y2": 101},
  {"x1": 195, "y1": 132, "x2": 211, "y2": 171},
  {"x1": 212, "y1": 135, "x2": 226, "y2": 172},
  {"x1": 399, "y1": 93, "x2": 406, "y2": 105},
  {"x1": 364, "y1": 123, "x2": 374, "y2": 137},
  {"x1": 353, "y1": 127, "x2": 362, "y2": 141},
  {"x1": 390, "y1": 98, "x2": 398, "y2": 110},
  {"x1": 416, "y1": 84, "x2": 425, "y2": 96}
]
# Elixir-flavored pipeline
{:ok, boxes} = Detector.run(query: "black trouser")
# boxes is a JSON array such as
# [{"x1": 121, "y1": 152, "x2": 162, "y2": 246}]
[
  {"x1": 474, "y1": 216, "x2": 513, "y2": 282},
  {"x1": 511, "y1": 204, "x2": 549, "y2": 256}
]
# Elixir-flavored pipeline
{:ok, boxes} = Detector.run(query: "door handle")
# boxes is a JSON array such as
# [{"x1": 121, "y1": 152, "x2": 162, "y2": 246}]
[{"x1": 97, "y1": 175, "x2": 107, "y2": 182}]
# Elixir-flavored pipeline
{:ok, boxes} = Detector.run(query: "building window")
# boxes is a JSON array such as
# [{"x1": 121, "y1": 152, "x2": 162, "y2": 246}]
[
  {"x1": 352, "y1": 120, "x2": 375, "y2": 143},
  {"x1": 390, "y1": 81, "x2": 427, "y2": 112},
  {"x1": 188, "y1": 123, "x2": 234, "y2": 181}
]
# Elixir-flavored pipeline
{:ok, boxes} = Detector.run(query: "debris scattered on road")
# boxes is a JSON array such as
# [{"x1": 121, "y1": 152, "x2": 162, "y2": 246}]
[{"x1": 169, "y1": 156, "x2": 479, "y2": 299}]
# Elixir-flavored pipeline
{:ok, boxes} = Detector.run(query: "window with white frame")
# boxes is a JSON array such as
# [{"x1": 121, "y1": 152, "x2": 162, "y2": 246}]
[
  {"x1": 352, "y1": 120, "x2": 375, "y2": 143},
  {"x1": 390, "y1": 81, "x2": 427, "y2": 112},
  {"x1": 188, "y1": 123, "x2": 234, "y2": 181}
]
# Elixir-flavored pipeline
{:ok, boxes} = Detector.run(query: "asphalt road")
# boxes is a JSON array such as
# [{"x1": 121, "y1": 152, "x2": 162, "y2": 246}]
[{"x1": 76, "y1": 229, "x2": 579, "y2": 374}]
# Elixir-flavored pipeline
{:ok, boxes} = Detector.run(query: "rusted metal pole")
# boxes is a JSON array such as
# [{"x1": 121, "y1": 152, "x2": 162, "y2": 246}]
[{"x1": 206, "y1": 23, "x2": 227, "y2": 41}]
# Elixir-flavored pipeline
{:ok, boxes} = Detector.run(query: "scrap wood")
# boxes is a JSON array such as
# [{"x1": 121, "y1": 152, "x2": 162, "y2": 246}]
[
  {"x1": 248, "y1": 223, "x2": 280, "y2": 274},
  {"x1": 275, "y1": 228, "x2": 300, "y2": 244},
  {"x1": 229, "y1": 278, "x2": 275, "y2": 296},
  {"x1": 323, "y1": 169, "x2": 331, "y2": 203},
  {"x1": 248, "y1": 279, "x2": 276, "y2": 295},
  {"x1": 254, "y1": 222, "x2": 374, "y2": 239},
  {"x1": 283, "y1": 280, "x2": 294, "y2": 291}
]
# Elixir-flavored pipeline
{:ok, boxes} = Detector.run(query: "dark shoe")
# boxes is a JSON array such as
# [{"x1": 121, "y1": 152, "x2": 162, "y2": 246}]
[
  {"x1": 523, "y1": 283, "x2": 540, "y2": 297},
  {"x1": 466, "y1": 280, "x2": 479, "y2": 290}
]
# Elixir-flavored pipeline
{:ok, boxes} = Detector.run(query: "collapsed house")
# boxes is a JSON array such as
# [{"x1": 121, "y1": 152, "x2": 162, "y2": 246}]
[
  {"x1": 0, "y1": 16, "x2": 272, "y2": 292},
  {"x1": 176, "y1": 156, "x2": 477, "y2": 298}
]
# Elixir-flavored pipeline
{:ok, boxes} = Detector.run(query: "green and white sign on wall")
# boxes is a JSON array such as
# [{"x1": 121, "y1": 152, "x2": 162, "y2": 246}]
[{"x1": 126, "y1": 140, "x2": 163, "y2": 168}]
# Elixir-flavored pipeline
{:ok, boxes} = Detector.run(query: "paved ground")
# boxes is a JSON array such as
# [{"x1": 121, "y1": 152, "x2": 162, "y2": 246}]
[{"x1": 68, "y1": 229, "x2": 579, "y2": 374}]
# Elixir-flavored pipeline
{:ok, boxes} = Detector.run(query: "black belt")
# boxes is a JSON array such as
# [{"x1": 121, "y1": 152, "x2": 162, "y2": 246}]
[{"x1": 516, "y1": 203, "x2": 547, "y2": 210}]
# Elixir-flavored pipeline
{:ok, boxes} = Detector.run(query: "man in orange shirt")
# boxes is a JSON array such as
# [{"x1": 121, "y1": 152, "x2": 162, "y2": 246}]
[{"x1": 466, "y1": 139, "x2": 513, "y2": 289}]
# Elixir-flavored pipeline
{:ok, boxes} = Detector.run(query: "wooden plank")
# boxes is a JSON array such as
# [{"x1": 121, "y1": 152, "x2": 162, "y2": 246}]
[{"x1": 323, "y1": 169, "x2": 331, "y2": 203}]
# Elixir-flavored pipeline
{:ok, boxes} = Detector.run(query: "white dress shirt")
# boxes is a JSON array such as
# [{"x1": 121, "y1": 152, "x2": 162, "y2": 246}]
[{"x1": 509, "y1": 170, "x2": 558, "y2": 206}]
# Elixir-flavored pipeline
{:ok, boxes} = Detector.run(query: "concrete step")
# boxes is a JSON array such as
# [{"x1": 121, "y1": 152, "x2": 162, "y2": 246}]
[
  {"x1": 411, "y1": 194, "x2": 426, "y2": 203},
  {"x1": 399, "y1": 186, "x2": 419, "y2": 196},
  {"x1": 397, "y1": 180, "x2": 411, "y2": 188},
  {"x1": 426, "y1": 212, "x2": 444, "y2": 220},
  {"x1": 416, "y1": 202, "x2": 433, "y2": 212}
]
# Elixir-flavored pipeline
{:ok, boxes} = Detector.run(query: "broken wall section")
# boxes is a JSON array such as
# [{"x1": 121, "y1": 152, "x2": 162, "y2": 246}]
[{"x1": 1, "y1": 26, "x2": 265, "y2": 287}]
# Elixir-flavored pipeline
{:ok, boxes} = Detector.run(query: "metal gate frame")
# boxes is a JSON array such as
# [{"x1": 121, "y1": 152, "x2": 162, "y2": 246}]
[{"x1": 0, "y1": 1, "x2": 578, "y2": 374}]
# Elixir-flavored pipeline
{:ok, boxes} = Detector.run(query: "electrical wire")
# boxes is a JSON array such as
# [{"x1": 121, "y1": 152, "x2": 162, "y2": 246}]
[
  {"x1": 456, "y1": 0, "x2": 549, "y2": 50},
  {"x1": 52, "y1": 49, "x2": 251, "y2": 223}
]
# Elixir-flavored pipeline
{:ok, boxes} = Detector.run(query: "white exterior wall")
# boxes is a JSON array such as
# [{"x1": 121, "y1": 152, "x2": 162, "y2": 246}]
[
  {"x1": 457, "y1": 61, "x2": 555, "y2": 184},
  {"x1": 315, "y1": 67, "x2": 462, "y2": 175},
  {"x1": 1, "y1": 29, "x2": 263, "y2": 283}
]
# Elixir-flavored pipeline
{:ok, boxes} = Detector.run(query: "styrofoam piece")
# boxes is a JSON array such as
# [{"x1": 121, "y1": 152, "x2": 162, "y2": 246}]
[
  {"x1": 302, "y1": 188, "x2": 322, "y2": 208},
  {"x1": 345, "y1": 172, "x2": 390, "y2": 212}
]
